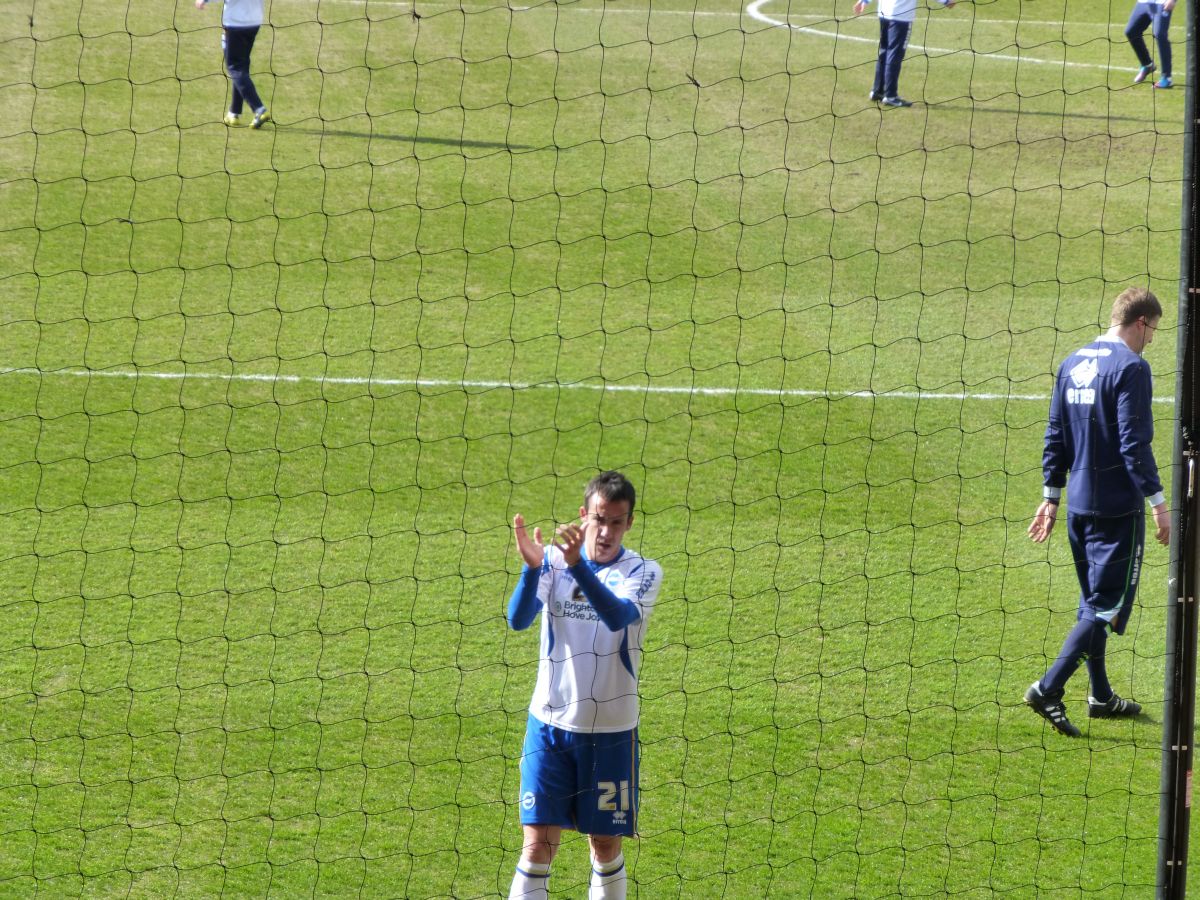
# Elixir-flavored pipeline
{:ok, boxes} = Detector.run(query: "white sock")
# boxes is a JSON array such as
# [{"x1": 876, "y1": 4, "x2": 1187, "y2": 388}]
[
  {"x1": 509, "y1": 858, "x2": 551, "y2": 900},
  {"x1": 589, "y1": 852, "x2": 626, "y2": 900}
]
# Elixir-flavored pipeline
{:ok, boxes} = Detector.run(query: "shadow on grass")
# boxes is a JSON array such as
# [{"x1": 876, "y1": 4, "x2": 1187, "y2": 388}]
[
  {"x1": 1078, "y1": 710, "x2": 1158, "y2": 746},
  {"x1": 924, "y1": 101, "x2": 1159, "y2": 125},
  {"x1": 283, "y1": 125, "x2": 536, "y2": 151},
  {"x1": 1095, "y1": 709, "x2": 1157, "y2": 726}
]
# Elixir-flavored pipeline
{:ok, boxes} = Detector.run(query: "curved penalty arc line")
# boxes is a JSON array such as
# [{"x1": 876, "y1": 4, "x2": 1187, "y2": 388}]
[{"x1": 744, "y1": 0, "x2": 1134, "y2": 73}]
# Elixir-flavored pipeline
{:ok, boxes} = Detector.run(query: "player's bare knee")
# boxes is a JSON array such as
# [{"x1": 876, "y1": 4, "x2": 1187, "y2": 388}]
[
  {"x1": 522, "y1": 826, "x2": 559, "y2": 864},
  {"x1": 588, "y1": 833, "x2": 622, "y2": 863}
]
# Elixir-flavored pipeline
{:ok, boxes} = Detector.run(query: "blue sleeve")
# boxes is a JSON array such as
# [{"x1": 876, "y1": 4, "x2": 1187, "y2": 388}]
[
  {"x1": 507, "y1": 565, "x2": 543, "y2": 631},
  {"x1": 1042, "y1": 365, "x2": 1069, "y2": 491},
  {"x1": 570, "y1": 562, "x2": 641, "y2": 632},
  {"x1": 1117, "y1": 360, "x2": 1163, "y2": 499}
]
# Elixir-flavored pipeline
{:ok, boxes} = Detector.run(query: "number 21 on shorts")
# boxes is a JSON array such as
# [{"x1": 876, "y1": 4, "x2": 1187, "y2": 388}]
[{"x1": 598, "y1": 780, "x2": 631, "y2": 811}]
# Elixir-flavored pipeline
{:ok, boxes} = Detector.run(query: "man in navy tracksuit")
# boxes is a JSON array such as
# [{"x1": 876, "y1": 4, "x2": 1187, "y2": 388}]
[
  {"x1": 195, "y1": 0, "x2": 272, "y2": 129},
  {"x1": 1126, "y1": 0, "x2": 1176, "y2": 90},
  {"x1": 1025, "y1": 288, "x2": 1170, "y2": 737},
  {"x1": 853, "y1": 0, "x2": 955, "y2": 108}
]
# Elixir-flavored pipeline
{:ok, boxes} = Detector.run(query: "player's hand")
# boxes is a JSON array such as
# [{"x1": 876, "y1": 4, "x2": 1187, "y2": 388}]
[
  {"x1": 194, "y1": 0, "x2": 206, "y2": 8},
  {"x1": 853, "y1": 0, "x2": 868, "y2": 13},
  {"x1": 1028, "y1": 501, "x2": 1058, "y2": 543},
  {"x1": 553, "y1": 518, "x2": 588, "y2": 567},
  {"x1": 1152, "y1": 503, "x2": 1171, "y2": 546},
  {"x1": 513, "y1": 514, "x2": 545, "y2": 569}
]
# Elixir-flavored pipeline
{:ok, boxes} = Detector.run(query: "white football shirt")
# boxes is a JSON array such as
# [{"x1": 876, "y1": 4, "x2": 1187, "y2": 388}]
[
  {"x1": 871, "y1": 0, "x2": 950, "y2": 23},
  {"x1": 527, "y1": 545, "x2": 662, "y2": 734},
  {"x1": 219, "y1": 0, "x2": 264, "y2": 28}
]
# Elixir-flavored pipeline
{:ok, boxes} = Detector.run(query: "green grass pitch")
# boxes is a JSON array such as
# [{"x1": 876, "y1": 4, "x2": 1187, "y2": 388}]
[{"x1": 0, "y1": 0, "x2": 1188, "y2": 895}]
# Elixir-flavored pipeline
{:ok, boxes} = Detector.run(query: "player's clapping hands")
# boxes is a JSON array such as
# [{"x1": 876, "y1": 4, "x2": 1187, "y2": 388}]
[
  {"x1": 512, "y1": 514, "x2": 590, "y2": 567},
  {"x1": 512, "y1": 514, "x2": 546, "y2": 568},
  {"x1": 554, "y1": 519, "x2": 588, "y2": 566}
]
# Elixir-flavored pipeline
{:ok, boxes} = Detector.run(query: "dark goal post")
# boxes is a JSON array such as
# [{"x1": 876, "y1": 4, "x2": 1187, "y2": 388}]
[{"x1": 1160, "y1": 4, "x2": 1200, "y2": 894}]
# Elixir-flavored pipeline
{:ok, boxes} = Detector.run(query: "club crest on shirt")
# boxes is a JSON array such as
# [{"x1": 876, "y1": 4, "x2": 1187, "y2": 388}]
[{"x1": 1067, "y1": 357, "x2": 1098, "y2": 405}]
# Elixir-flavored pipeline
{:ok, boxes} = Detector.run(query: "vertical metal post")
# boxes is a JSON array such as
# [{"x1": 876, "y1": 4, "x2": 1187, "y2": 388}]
[
  {"x1": 1159, "y1": 447, "x2": 1196, "y2": 896},
  {"x1": 1159, "y1": 1, "x2": 1199, "y2": 893}
]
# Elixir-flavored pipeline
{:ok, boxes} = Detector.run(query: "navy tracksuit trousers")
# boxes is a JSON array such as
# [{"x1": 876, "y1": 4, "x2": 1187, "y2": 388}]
[
  {"x1": 1040, "y1": 512, "x2": 1145, "y2": 702},
  {"x1": 1126, "y1": 2, "x2": 1172, "y2": 78},
  {"x1": 223, "y1": 25, "x2": 264, "y2": 115},
  {"x1": 872, "y1": 17, "x2": 912, "y2": 100}
]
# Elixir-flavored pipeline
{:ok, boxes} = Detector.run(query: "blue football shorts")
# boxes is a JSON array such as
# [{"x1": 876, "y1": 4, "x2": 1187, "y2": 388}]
[{"x1": 518, "y1": 713, "x2": 640, "y2": 836}]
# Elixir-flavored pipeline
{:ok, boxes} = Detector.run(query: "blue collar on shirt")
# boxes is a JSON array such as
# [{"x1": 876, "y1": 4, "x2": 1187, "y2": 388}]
[{"x1": 582, "y1": 547, "x2": 625, "y2": 570}]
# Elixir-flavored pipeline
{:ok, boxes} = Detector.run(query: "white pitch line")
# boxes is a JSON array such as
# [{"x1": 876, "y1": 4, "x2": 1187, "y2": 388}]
[
  {"x1": 283, "y1": 0, "x2": 759, "y2": 16},
  {"x1": 288, "y1": 0, "x2": 748, "y2": 14},
  {"x1": 281, "y1": 0, "x2": 1127, "y2": 29},
  {"x1": 745, "y1": 0, "x2": 1136, "y2": 73},
  {"x1": 0, "y1": 366, "x2": 1176, "y2": 404}
]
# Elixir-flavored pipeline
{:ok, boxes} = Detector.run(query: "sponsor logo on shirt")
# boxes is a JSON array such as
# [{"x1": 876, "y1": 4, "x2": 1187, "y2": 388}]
[
  {"x1": 557, "y1": 584, "x2": 601, "y2": 621},
  {"x1": 635, "y1": 571, "x2": 656, "y2": 601},
  {"x1": 561, "y1": 601, "x2": 600, "y2": 622},
  {"x1": 1067, "y1": 357, "x2": 1098, "y2": 405}
]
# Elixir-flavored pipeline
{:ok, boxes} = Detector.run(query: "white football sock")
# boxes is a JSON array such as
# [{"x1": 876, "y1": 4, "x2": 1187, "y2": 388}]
[
  {"x1": 509, "y1": 858, "x2": 551, "y2": 899},
  {"x1": 589, "y1": 852, "x2": 626, "y2": 900}
]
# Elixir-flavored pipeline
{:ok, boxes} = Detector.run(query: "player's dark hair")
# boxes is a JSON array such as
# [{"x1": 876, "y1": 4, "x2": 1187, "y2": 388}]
[
  {"x1": 1111, "y1": 287, "x2": 1162, "y2": 326},
  {"x1": 584, "y1": 470, "x2": 636, "y2": 517}
]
